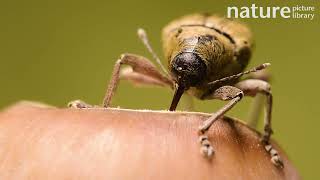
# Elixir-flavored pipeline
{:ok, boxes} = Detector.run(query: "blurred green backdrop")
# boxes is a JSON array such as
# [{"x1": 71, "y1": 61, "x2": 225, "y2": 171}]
[{"x1": 0, "y1": 0, "x2": 319, "y2": 178}]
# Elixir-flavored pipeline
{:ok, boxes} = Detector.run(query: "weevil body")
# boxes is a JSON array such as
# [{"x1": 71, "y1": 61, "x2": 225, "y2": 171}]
[
  {"x1": 163, "y1": 14, "x2": 253, "y2": 81},
  {"x1": 69, "y1": 13, "x2": 284, "y2": 168},
  {"x1": 162, "y1": 14, "x2": 254, "y2": 109}
]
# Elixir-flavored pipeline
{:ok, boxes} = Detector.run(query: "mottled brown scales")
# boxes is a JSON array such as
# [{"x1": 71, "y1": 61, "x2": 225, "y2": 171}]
[
  {"x1": 69, "y1": 13, "x2": 283, "y2": 168},
  {"x1": 161, "y1": 14, "x2": 253, "y2": 98}
]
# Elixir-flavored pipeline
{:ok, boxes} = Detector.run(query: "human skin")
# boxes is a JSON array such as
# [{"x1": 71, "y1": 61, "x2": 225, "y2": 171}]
[{"x1": 0, "y1": 101, "x2": 300, "y2": 180}]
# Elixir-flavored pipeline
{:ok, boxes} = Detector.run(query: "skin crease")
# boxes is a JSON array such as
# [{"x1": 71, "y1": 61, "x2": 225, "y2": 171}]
[{"x1": 0, "y1": 102, "x2": 300, "y2": 180}]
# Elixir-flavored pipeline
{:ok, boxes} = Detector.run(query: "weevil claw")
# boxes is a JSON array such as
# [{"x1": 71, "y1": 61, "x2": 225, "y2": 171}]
[
  {"x1": 199, "y1": 135, "x2": 214, "y2": 158},
  {"x1": 264, "y1": 143, "x2": 284, "y2": 168},
  {"x1": 200, "y1": 145, "x2": 214, "y2": 158},
  {"x1": 68, "y1": 100, "x2": 93, "y2": 109},
  {"x1": 271, "y1": 155, "x2": 284, "y2": 168}
]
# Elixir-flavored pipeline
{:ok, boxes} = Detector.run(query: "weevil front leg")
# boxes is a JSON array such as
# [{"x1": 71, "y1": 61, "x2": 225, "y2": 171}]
[
  {"x1": 68, "y1": 100, "x2": 94, "y2": 109},
  {"x1": 198, "y1": 86, "x2": 244, "y2": 158},
  {"x1": 103, "y1": 53, "x2": 173, "y2": 107},
  {"x1": 236, "y1": 79, "x2": 283, "y2": 168},
  {"x1": 69, "y1": 54, "x2": 172, "y2": 109}
]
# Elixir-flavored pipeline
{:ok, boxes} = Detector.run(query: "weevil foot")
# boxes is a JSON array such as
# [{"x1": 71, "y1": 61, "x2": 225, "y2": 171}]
[
  {"x1": 265, "y1": 144, "x2": 284, "y2": 168},
  {"x1": 199, "y1": 135, "x2": 214, "y2": 158},
  {"x1": 68, "y1": 100, "x2": 93, "y2": 109}
]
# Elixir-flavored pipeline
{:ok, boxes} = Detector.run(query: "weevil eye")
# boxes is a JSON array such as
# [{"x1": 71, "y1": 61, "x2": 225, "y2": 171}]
[{"x1": 171, "y1": 52, "x2": 207, "y2": 87}]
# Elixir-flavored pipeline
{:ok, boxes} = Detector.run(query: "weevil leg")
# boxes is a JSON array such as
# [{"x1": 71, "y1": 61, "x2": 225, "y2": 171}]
[
  {"x1": 120, "y1": 67, "x2": 172, "y2": 88},
  {"x1": 247, "y1": 94, "x2": 264, "y2": 127},
  {"x1": 236, "y1": 79, "x2": 283, "y2": 168},
  {"x1": 182, "y1": 94, "x2": 195, "y2": 111},
  {"x1": 103, "y1": 53, "x2": 173, "y2": 108},
  {"x1": 245, "y1": 68, "x2": 271, "y2": 82},
  {"x1": 198, "y1": 86, "x2": 244, "y2": 158},
  {"x1": 245, "y1": 69, "x2": 271, "y2": 128},
  {"x1": 68, "y1": 100, "x2": 93, "y2": 109}
]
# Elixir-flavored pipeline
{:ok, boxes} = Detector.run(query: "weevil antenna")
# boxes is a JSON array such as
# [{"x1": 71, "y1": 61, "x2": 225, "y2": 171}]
[
  {"x1": 207, "y1": 63, "x2": 271, "y2": 86},
  {"x1": 137, "y1": 28, "x2": 169, "y2": 76}
]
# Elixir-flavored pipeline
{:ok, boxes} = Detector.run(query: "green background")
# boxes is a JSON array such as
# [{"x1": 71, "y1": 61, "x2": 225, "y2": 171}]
[{"x1": 0, "y1": 0, "x2": 319, "y2": 178}]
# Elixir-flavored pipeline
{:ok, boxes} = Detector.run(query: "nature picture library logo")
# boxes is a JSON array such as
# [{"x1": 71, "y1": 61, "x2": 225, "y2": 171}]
[{"x1": 227, "y1": 4, "x2": 316, "y2": 20}]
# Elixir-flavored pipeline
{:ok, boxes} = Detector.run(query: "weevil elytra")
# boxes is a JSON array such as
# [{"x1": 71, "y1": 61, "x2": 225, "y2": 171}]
[{"x1": 69, "y1": 14, "x2": 283, "y2": 168}]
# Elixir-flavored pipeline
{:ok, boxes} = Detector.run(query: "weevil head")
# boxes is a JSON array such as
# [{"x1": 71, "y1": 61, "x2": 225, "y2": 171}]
[
  {"x1": 170, "y1": 52, "x2": 207, "y2": 88},
  {"x1": 169, "y1": 52, "x2": 207, "y2": 111}
]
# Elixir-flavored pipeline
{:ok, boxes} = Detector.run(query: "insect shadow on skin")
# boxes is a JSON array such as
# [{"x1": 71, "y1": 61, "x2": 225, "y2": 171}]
[{"x1": 68, "y1": 13, "x2": 283, "y2": 168}]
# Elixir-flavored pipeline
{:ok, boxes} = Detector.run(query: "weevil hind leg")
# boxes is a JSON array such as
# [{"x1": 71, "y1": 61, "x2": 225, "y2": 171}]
[
  {"x1": 247, "y1": 94, "x2": 264, "y2": 128},
  {"x1": 103, "y1": 53, "x2": 173, "y2": 108},
  {"x1": 235, "y1": 79, "x2": 283, "y2": 168},
  {"x1": 182, "y1": 93, "x2": 195, "y2": 111},
  {"x1": 198, "y1": 86, "x2": 244, "y2": 158},
  {"x1": 245, "y1": 69, "x2": 271, "y2": 128}
]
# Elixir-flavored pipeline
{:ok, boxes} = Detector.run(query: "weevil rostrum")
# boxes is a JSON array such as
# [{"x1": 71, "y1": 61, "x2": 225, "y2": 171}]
[{"x1": 69, "y1": 14, "x2": 283, "y2": 168}]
